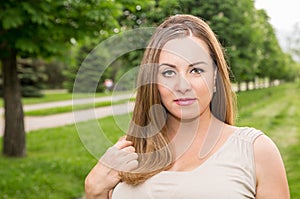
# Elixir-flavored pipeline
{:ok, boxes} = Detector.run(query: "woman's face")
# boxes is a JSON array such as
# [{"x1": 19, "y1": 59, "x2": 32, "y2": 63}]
[{"x1": 157, "y1": 36, "x2": 215, "y2": 121}]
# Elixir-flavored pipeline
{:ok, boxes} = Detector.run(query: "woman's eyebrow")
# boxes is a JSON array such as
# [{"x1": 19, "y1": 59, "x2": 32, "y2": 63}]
[
  {"x1": 158, "y1": 63, "x2": 177, "y2": 68},
  {"x1": 158, "y1": 61, "x2": 208, "y2": 68},
  {"x1": 188, "y1": 61, "x2": 208, "y2": 67}
]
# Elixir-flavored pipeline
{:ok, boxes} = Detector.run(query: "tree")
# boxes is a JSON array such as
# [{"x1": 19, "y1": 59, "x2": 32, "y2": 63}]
[
  {"x1": 287, "y1": 22, "x2": 300, "y2": 62},
  {"x1": 204, "y1": 0, "x2": 263, "y2": 91},
  {"x1": 256, "y1": 9, "x2": 285, "y2": 86},
  {"x1": 63, "y1": 0, "x2": 156, "y2": 92},
  {"x1": 0, "y1": 0, "x2": 123, "y2": 157},
  {"x1": 18, "y1": 59, "x2": 47, "y2": 97}
]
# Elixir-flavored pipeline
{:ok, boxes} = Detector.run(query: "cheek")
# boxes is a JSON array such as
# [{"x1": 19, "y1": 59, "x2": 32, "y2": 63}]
[
  {"x1": 157, "y1": 84, "x2": 172, "y2": 99},
  {"x1": 192, "y1": 78, "x2": 213, "y2": 101},
  {"x1": 197, "y1": 74, "x2": 214, "y2": 97},
  {"x1": 157, "y1": 84, "x2": 175, "y2": 110}
]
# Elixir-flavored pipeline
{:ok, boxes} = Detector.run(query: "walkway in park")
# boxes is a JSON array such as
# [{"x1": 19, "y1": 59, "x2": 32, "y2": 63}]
[{"x1": 0, "y1": 93, "x2": 134, "y2": 136}]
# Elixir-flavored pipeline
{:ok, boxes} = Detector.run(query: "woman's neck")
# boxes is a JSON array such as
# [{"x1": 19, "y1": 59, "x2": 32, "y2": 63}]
[
  {"x1": 166, "y1": 110, "x2": 212, "y2": 140},
  {"x1": 165, "y1": 111, "x2": 225, "y2": 161}
]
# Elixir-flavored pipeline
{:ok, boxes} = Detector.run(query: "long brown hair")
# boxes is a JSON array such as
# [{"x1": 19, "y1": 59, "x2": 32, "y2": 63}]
[{"x1": 120, "y1": 14, "x2": 236, "y2": 185}]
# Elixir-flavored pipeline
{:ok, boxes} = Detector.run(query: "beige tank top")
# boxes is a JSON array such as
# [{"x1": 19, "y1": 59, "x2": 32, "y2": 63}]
[{"x1": 112, "y1": 127, "x2": 263, "y2": 199}]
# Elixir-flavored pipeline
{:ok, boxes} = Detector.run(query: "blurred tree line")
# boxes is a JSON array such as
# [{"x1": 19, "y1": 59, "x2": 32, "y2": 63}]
[
  {"x1": 0, "y1": 0, "x2": 299, "y2": 156},
  {"x1": 65, "y1": 0, "x2": 300, "y2": 93},
  {"x1": 1, "y1": 0, "x2": 299, "y2": 95},
  {"x1": 0, "y1": 0, "x2": 300, "y2": 97}
]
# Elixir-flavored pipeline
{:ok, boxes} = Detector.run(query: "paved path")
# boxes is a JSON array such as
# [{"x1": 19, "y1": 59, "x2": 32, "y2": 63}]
[{"x1": 0, "y1": 93, "x2": 135, "y2": 136}]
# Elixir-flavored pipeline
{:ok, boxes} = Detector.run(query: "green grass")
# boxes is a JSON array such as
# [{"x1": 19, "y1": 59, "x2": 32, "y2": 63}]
[
  {"x1": 236, "y1": 82, "x2": 300, "y2": 198},
  {"x1": 0, "y1": 115, "x2": 126, "y2": 199},
  {"x1": 0, "y1": 125, "x2": 92, "y2": 199},
  {"x1": 0, "y1": 90, "x2": 131, "y2": 107},
  {"x1": 0, "y1": 83, "x2": 299, "y2": 198},
  {"x1": 25, "y1": 98, "x2": 134, "y2": 116},
  {"x1": 0, "y1": 92, "x2": 70, "y2": 107}
]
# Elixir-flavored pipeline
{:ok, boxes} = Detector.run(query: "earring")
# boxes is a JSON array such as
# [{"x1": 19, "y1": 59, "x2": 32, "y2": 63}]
[{"x1": 213, "y1": 68, "x2": 217, "y2": 93}]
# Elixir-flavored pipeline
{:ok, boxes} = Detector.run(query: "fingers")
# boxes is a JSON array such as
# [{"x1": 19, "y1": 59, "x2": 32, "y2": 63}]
[
  {"x1": 122, "y1": 146, "x2": 135, "y2": 153},
  {"x1": 99, "y1": 138, "x2": 139, "y2": 172},
  {"x1": 119, "y1": 152, "x2": 139, "y2": 171},
  {"x1": 125, "y1": 159, "x2": 139, "y2": 171},
  {"x1": 85, "y1": 136, "x2": 138, "y2": 197},
  {"x1": 114, "y1": 139, "x2": 132, "y2": 149}
]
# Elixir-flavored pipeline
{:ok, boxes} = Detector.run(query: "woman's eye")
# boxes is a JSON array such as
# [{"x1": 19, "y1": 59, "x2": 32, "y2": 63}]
[
  {"x1": 191, "y1": 68, "x2": 204, "y2": 74},
  {"x1": 162, "y1": 70, "x2": 176, "y2": 77}
]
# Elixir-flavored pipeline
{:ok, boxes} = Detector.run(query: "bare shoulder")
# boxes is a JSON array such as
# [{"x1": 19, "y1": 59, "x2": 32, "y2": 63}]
[
  {"x1": 253, "y1": 134, "x2": 290, "y2": 199},
  {"x1": 254, "y1": 134, "x2": 281, "y2": 161}
]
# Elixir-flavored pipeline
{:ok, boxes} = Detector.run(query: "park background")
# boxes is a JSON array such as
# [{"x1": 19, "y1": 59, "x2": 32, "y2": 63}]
[{"x1": 0, "y1": 0, "x2": 300, "y2": 198}]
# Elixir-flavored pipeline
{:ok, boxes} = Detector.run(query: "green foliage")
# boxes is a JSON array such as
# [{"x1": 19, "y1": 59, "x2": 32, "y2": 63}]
[
  {"x1": 0, "y1": 0, "x2": 123, "y2": 59},
  {"x1": 0, "y1": 0, "x2": 132, "y2": 157},
  {"x1": 63, "y1": 0, "x2": 154, "y2": 93},
  {"x1": 1, "y1": 0, "x2": 298, "y2": 92},
  {"x1": 18, "y1": 60, "x2": 47, "y2": 97},
  {"x1": 43, "y1": 59, "x2": 67, "y2": 89},
  {"x1": 287, "y1": 22, "x2": 300, "y2": 62},
  {"x1": 62, "y1": 0, "x2": 299, "y2": 94},
  {"x1": 0, "y1": 59, "x2": 46, "y2": 97},
  {"x1": 200, "y1": 0, "x2": 262, "y2": 83}
]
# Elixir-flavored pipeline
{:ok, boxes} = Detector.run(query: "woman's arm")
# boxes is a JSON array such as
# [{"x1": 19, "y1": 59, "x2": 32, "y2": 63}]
[
  {"x1": 85, "y1": 162, "x2": 119, "y2": 199},
  {"x1": 254, "y1": 135, "x2": 290, "y2": 199},
  {"x1": 85, "y1": 138, "x2": 138, "y2": 199}
]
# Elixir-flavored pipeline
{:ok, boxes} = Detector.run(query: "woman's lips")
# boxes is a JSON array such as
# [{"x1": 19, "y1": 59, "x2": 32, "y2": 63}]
[{"x1": 174, "y1": 98, "x2": 196, "y2": 106}]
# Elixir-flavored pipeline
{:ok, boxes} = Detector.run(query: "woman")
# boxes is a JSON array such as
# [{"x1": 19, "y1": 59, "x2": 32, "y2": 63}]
[{"x1": 85, "y1": 14, "x2": 290, "y2": 199}]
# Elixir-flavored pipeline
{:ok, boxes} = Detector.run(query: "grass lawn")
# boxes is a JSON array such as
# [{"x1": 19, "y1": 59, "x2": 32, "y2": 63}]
[
  {"x1": 0, "y1": 83, "x2": 299, "y2": 198},
  {"x1": 0, "y1": 116, "x2": 125, "y2": 199},
  {"x1": 0, "y1": 90, "x2": 130, "y2": 107},
  {"x1": 236, "y1": 82, "x2": 300, "y2": 198},
  {"x1": 24, "y1": 98, "x2": 134, "y2": 116}
]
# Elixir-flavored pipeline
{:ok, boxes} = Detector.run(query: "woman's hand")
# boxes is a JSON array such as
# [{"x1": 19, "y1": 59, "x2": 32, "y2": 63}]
[{"x1": 85, "y1": 137, "x2": 138, "y2": 199}]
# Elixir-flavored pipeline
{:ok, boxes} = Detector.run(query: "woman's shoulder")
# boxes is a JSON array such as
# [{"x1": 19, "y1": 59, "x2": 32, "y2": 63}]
[
  {"x1": 252, "y1": 130, "x2": 290, "y2": 198},
  {"x1": 230, "y1": 126, "x2": 264, "y2": 143},
  {"x1": 233, "y1": 126, "x2": 284, "y2": 176},
  {"x1": 253, "y1": 132, "x2": 282, "y2": 162},
  {"x1": 230, "y1": 125, "x2": 281, "y2": 163}
]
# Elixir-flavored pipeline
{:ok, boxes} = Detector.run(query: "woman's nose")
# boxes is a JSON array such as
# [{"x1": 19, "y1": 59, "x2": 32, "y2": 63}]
[{"x1": 175, "y1": 74, "x2": 192, "y2": 94}]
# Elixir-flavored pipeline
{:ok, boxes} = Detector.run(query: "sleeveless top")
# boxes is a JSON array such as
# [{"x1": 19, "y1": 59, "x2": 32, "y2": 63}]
[{"x1": 112, "y1": 127, "x2": 263, "y2": 199}]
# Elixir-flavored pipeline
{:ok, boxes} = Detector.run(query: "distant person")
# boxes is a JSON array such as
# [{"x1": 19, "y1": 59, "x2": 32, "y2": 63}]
[
  {"x1": 85, "y1": 14, "x2": 290, "y2": 199},
  {"x1": 104, "y1": 79, "x2": 114, "y2": 92}
]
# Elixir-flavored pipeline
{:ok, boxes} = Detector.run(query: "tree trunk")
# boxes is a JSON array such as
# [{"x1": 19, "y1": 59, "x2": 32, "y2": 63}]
[
  {"x1": 253, "y1": 79, "x2": 256, "y2": 90},
  {"x1": 237, "y1": 81, "x2": 241, "y2": 92},
  {"x1": 245, "y1": 81, "x2": 249, "y2": 91},
  {"x1": 2, "y1": 47, "x2": 26, "y2": 157},
  {"x1": 268, "y1": 78, "x2": 272, "y2": 87}
]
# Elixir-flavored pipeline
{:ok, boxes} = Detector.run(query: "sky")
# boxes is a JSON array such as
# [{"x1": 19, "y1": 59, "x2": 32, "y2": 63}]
[{"x1": 254, "y1": 0, "x2": 300, "y2": 50}]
